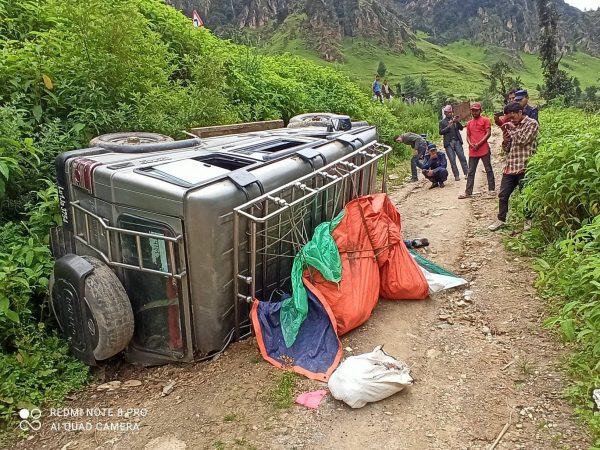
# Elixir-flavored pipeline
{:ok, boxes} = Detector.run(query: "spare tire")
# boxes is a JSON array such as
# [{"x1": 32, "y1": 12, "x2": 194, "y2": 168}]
[
  {"x1": 80, "y1": 256, "x2": 134, "y2": 360},
  {"x1": 288, "y1": 113, "x2": 352, "y2": 131},
  {"x1": 90, "y1": 132, "x2": 173, "y2": 148},
  {"x1": 288, "y1": 113, "x2": 336, "y2": 125},
  {"x1": 286, "y1": 121, "x2": 329, "y2": 129}
]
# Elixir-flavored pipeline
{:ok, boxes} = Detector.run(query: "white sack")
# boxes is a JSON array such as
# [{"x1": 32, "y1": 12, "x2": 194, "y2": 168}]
[
  {"x1": 419, "y1": 266, "x2": 468, "y2": 293},
  {"x1": 327, "y1": 345, "x2": 412, "y2": 408}
]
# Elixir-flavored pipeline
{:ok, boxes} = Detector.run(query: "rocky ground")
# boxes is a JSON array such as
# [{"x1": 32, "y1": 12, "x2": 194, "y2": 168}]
[{"x1": 17, "y1": 130, "x2": 591, "y2": 450}]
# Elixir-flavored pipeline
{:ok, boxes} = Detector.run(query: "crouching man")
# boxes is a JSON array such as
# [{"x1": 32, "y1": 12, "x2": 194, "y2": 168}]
[{"x1": 422, "y1": 145, "x2": 448, "y2": 189}]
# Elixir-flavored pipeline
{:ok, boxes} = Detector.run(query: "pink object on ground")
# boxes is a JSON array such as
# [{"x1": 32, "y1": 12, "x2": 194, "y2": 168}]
[{"x1": 295, "y1": 390, "x2": 328, "y2": 409}]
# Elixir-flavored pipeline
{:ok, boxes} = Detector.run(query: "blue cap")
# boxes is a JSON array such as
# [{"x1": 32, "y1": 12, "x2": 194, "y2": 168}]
[
  {"x1": 427, "y1": 143, "x2": 437, "y2": 150},
  {"x1": 515, "y1": 89, "x2": 528, "y2": 100}
]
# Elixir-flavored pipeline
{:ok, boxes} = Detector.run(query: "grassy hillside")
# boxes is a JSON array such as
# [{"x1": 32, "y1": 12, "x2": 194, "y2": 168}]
[{"x1": 263, "y1": 21, "x2": 600, "y2": 102}]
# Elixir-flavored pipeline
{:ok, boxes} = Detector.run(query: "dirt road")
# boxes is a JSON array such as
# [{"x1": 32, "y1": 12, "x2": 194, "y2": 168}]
[{"x1": 20, "y1": 131, "x2": 591, "y2": 450}]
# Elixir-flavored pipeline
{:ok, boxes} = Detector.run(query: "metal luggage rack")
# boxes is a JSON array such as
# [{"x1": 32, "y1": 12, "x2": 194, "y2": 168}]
[
  {"x1": 70, "y1": 201, "x2": 185, "y2": 278},
  {"x1": 232, "y1": 142, "x2": 392, "y2": 337}
]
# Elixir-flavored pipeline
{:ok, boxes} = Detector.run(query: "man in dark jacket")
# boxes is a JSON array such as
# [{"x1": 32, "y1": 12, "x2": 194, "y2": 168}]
[
  {"x1": 439, "y1": 105, "x2": 468, "y2": 181},
  {"x1": 422, "y1": 144, "x2": 448, "y2": 188},
  {"x1": 395, "y1": 132, "x2": 428, "y2": 181},
  {"x1": 514, "y1": 89, "x2": 538, "y2": 122}
]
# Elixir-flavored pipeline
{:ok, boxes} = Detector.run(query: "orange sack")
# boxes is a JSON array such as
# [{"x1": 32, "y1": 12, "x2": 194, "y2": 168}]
[
  {"x1": 373, "y1": 195, "x2": 429, "y2": 300},
  {"x1": 303, "y1": 196, "x2": 380, "y2": 335},
  {"x1": 302, "y1": 194, "x2": 428, "y2": 336}
]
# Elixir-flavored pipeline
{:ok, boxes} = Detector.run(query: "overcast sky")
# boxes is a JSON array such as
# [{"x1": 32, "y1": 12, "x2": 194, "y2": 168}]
[{"x1": 564, "y1": 0, "x2": 600, "y2": 10}]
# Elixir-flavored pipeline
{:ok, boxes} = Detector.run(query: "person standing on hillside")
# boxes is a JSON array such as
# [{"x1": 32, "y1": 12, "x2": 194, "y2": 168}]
[
  {"x1": 421, "y1": 144, "x2": 448, "y2": 188},
  {"x1": 372, "y1": 76, "x2": 383, "y2": 103},
  {"x1": 514, "y1": 89, "x2": 538, "y2": 122},
  {"x1": 382, "y1": 80, "x2": 393, "y2": 101},
  {"x1": 439, "y1": 105, "x2": 468, "y2": 181},
  {"x1": 395, "y1": 132, "x2": 428, "y2": 182},
  {"x1": 488, "y1": 102, "x2": 539, "y2": 231},
  {"x1": 458, "y1": 102, "x2": 495, "y2": 199}
]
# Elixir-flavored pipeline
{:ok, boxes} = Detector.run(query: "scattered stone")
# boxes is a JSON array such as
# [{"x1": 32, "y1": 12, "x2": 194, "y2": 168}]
[
  {"x1": 593, "y1": 389, "x2": 600, "y2": 409},
  {"x1": 481, "y1": 326, "x2": 491, "y2": 335},
  {"x1": 344, "y1": 347, "x2": 353, "y2": 352},
  {"x1": 97, "y1": 381, "x2": 121, "y2": 391},
  {"x1": 426, "y1": 349, "x2": 441, "y2": 359},
  {"x1": 516, "y1": 423, "x2": 523, "y2": 429},
  {"x1": 123, "y1": 380, "x2": 142, "y2": 388},
  {"x1": 144, "y1": 436, "x2": 187, "y2": 450},
  {"x1": 162, "y1": 380, "x2": 176, "y2": 396}
]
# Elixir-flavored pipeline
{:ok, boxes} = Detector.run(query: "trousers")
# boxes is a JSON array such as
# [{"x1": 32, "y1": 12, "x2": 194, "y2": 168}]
[
  {"x1": 465, "y1": 153, "x2": 495, "y2": 195},
  {"x1": 444, "y1": 140, "x2": 468, "y2": 178},
  {"x1": 498, "y1": 172, "x2": 526, "y2": 222},
  {"x1": 410, "y1": 140, "x2": 428, "y2": 179},
  {"x1": 423, "y1": 168, "x2": 448, "y2": 184}
]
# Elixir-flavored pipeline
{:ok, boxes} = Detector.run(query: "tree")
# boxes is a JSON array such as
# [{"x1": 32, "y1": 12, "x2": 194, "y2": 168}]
[
  {"x1": 377, "y1": 61, "x2": 387, "y2": 78},
  {"x1": 584, "y1": 85, "x2": 599, "y2": 102},
  {"x1": 401, "y1": 76, "x2": 418, "y2": 98},
  {"x1": 415, "y1": 77, "x2": 431, "y2": 102},
  {"x1": 487, "y1": 61, "x2": 522, "y2": 103},
  {"x1": 537, "y1": 0, "x2": 576, "y2": 102},
  {"x1": 395, "y1": 82, "x2": 402, "y2": 97}
]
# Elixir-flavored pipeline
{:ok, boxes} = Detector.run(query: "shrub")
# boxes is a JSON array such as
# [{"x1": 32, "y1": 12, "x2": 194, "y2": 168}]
[{"x1": 509, "y1": 108, "x2": 600, "y2": 445}]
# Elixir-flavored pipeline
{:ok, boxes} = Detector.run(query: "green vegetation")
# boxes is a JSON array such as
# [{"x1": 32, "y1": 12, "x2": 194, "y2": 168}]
[
  {"x1": 517, "y1": 357, "x2": 535, "y2": 378},
  {"x1": 0, "y1": 0, "x2": 437, "y2": 435},
  {"x1": 261, "y1": 17, "x2": 600, "y2": 103},
  {"x1": 268, "y1": 371, "x2": 298, "y2": 409},
  {"x1": 507, "y1": 108, "x2": 600, "y2": 446}
]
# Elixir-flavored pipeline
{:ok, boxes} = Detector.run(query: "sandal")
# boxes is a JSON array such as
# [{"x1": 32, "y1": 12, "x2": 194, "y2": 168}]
[{"x1": 458, "y1": 193, "x2": 471, "y2": 199}]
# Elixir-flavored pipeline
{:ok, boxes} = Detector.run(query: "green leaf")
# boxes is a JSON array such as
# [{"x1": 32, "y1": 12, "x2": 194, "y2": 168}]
[
  {"x1": 560, "y1": 319, "x2": 575, "y2": 341},
  {"x1": 5, "y1": 309, "x2": 20, "y2": 323},
  {"x1": 0, "y1": 162, "x2": 9, "y2": 180},
  {"x1": 25, "y1": 251, "x2": 34, "y2": 267},
  {"x1": 72, "y1": 123, "x2": 85, "y2": 133},
  {"x1": 32, "y1": 104, "x2": 42, "y2": 121},
  {"x1": 0, "y1": 297, "x2": 8, "y2": 313}
]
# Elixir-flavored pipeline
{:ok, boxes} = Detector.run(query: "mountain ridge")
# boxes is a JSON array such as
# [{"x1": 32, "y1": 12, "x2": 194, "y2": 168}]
[
  {"x1": 167, "y1": 0, "x2": 417, "y2": 61},
  {"x1": 167, "y1": 0, "x2": 600, "y2": 59}
]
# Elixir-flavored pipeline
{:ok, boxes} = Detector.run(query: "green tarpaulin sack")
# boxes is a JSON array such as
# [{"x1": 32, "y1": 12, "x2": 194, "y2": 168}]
[{"x1": 280, "y1": 210, "x2": 345, "y2": 348}]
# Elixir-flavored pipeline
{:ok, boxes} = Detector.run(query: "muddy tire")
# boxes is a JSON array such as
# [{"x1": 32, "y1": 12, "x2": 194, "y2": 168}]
[
  {"x1": 90, "y1": 132, "x2": 173, "y2": 148},
  {"x1": 81, "y1": 256, "x2": 134, "y2": 360}
]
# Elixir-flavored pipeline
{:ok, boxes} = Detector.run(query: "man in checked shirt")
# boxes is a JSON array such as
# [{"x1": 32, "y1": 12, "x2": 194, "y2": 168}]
[{"x1": 488, "y1": 102, "x2": 539, "y2": 231}]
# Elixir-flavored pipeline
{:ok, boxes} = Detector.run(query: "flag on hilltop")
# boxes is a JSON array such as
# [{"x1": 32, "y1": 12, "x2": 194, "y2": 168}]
[{"x1": 192, "y1": 10, "x2": 204, "y2": 27}]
